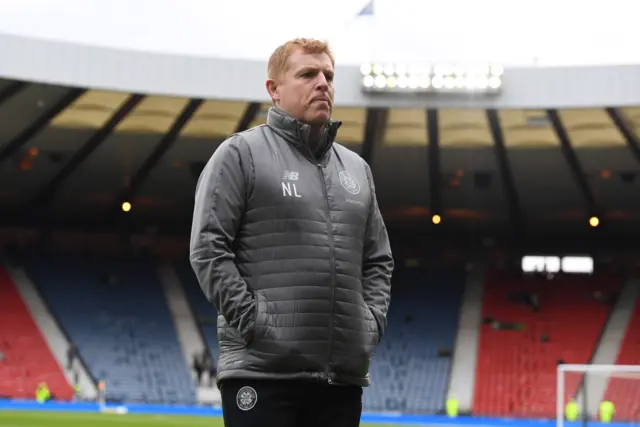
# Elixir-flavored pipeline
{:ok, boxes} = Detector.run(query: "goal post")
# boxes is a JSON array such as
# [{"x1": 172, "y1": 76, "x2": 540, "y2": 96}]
[{"x1": 557, "y1": 364, "x2": 640, "y2": 427}]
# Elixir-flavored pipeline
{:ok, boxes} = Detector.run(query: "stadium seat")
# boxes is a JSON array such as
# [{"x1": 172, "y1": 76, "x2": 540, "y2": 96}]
[
  {"x1": 25, "y1": 254, "x2": 196, "y2": 405},
  {"x1": 363, "y1": 268, "x2": 465, "y2": 414},
  {"x1": 0, "y1": 266, "x2": 73, "y2": 400},
  {"x1": 601, "y1": 297, "x2": 640, "y2": 422},
  {"x1": 473, "y1": 271, "x2": 620, "y2": 418}
]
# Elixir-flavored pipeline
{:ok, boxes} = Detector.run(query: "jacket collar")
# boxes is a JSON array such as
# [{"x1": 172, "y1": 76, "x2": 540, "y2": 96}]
[{"x1": 266, "y1": 107, "x2": 342, "y2": 163}]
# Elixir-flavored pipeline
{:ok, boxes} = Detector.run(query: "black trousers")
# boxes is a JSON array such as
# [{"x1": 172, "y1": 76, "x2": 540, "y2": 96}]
[{"x1": 220, "y1": 379, "x2": 362, "y2": 427}]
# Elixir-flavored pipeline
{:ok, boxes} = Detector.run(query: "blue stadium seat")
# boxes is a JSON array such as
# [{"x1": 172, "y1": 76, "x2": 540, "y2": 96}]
[
  {"x1": 26, "y1": 253, "x2": 196, "y2": 405},
  {"x1": 363, "y1": 268, "x2": 465, "y2": 414}
]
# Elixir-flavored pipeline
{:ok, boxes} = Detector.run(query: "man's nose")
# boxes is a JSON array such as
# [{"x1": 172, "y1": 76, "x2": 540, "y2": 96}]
[{"x1": 315, "y1": 74, "x2": 329, "y2": 91}]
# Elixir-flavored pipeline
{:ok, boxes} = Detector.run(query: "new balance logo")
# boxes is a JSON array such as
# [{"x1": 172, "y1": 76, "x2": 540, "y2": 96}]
[
  {"x1": 283, "y1": 171, "x2": 299, "y2": 181},
  {"x1": 282, "y1": 170, "x2": 302, "y2": 198}
]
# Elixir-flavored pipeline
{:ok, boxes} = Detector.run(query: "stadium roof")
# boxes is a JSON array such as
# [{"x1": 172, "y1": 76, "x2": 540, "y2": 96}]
[
  {"x1": 0, "y1": 78, "x2": 639, "y2": 240},
  {"x1": 3, "y1": 32, "x2": 640, "y2": 111}
]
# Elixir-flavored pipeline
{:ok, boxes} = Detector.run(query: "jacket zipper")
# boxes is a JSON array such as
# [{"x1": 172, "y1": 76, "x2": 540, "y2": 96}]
[
  {"x1": 298, "y1": 127, "x2": 336, "y2": 385},
  {"x1": 317, "y1": 163, "x2": 336, "y2": 385}
]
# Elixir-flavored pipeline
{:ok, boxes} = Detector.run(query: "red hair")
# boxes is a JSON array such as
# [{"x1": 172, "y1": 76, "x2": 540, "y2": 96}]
[{"x1": 267, "y1": 38, "x2": 335, "y2": 80}]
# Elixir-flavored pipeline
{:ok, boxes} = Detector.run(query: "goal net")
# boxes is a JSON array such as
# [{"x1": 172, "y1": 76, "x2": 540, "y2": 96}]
[{"x1": 558, "y1": 364, "x2": 640, "y2": 427}]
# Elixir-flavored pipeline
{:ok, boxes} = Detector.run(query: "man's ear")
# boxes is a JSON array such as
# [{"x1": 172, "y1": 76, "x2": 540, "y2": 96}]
[{"x1": 265, "y1": 79, "x2": 280, "y2": 103}]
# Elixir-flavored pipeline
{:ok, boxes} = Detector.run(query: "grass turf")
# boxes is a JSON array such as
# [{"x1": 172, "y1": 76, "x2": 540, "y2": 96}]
[{"x1": 0, "y1": 411, "x2": 404, "y2": 427}]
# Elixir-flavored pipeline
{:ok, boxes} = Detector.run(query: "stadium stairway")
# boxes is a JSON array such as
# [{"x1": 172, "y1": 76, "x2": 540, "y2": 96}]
[
  {"x1": 0, "y1": 264, "x2": 73, "y2": 400},
  {"x1": 25, "y1": 254, "x2": 196, "y2": 405},
  {"x1": 157, "y1": 265, "x2": 206, "y2": 376},
  {"x1": 602, "y1": 280, "x2": 640, "y2": 422},
  {"x1": 364, "y1": 268, "x2": 466, "y2": 414},
  {"x1": 578, "y1": 279, "x2": 639, "y2": 418},
  {"x1": 3, "y1": 264, "x2": 97, "y2": 400},
  {"x1": 158, "y1": 264, "x2": 220, "y2": 404},
  {"x1": 176, "y1": 261, "x2": 220, "y2": 366},
  {"x1": 447, "y1": 266, "x2": 484, "y2": 412},
  {"x1": 473, "y1": 271, "x2": 621, "y2": 419}
]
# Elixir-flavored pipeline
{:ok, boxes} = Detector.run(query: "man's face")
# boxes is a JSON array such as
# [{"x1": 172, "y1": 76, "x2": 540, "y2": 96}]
[{"x1": 268, "y1": 49, "x2": 334, "y2": 127}]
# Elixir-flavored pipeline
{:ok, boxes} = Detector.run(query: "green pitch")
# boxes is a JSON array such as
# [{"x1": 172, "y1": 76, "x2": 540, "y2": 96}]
[{"x1": 0, "y1": 411, "x2": 404, "y2": 427}]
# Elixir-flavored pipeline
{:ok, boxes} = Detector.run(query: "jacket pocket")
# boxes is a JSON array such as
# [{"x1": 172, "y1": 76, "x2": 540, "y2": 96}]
[
  {"x1": 363, "y1": 303, "x2": 380, "y2": 345},
  {"x1": 217, "y1": 315, "x2": 245, "y2": 349},
  {"x1": 216, "y1": 292, "x2": 263, "y2": 348},
  {"x1": 356, "y1": 290, "x2": 379, "y2": 345},
  {"x1": 245, "y1": 291, "x2": 267, "y2": 348},
  {"x1": 330, "y1": 298, "x2": 379, "y2": 381}
]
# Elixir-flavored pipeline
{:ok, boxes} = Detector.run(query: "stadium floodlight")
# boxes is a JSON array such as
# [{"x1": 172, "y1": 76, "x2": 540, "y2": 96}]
[
  {"x1": 521, "y1": 255, "x2": 561, "y2": 274},
  {"x1": 557, "y1": 364, "x2": 640, "y2": 427},
  {"x1": 360, "y1": 62, "x2": 504, "y2": 95},
  {"x1": 562, "y1": 256, "x2": 594, "y2": 274},
  {"x1": 521, "y1": 255, "x2": 594, "y2": 274}
]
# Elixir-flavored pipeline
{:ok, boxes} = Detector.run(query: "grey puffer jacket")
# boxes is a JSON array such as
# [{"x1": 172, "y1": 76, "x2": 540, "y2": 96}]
[{"x1": 189, "y1": 107, "x2": 393, "y2": 387}]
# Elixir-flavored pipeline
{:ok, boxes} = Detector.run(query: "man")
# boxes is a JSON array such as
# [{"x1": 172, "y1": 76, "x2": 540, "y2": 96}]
[
  {"x1": 190, "y1": 38, "x2": 394, "y2": 427},
  {"x1": 192, "y1": 352, "x2": 204, "y2": 386},
  {"x1": 67, "y1": 345, "x2": 76, "y2": 371}
]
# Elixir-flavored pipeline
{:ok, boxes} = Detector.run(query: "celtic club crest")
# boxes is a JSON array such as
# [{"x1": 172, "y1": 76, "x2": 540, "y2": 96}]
[
  {"x1": 339, "y1": 171, "x2": 361, "y2": 195},
  {"x1": 236, "y1": 386, "x2": 257, "y2": 411}
]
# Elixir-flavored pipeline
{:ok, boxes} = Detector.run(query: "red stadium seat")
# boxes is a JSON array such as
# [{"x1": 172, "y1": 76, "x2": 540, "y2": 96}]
[
  {"x1": 601, "y1": 298, "x2": 640, "y2": 421},
  {"x1": 473, "y1": 271, "x2": 620, "y2": 419},
  {"x1": 0, "y1": 267, "x2": 73, "y2": 400}
]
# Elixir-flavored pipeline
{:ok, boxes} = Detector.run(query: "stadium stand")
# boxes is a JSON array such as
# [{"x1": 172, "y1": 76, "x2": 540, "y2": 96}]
[
  {"x1": 473, "y1": 271, "x2": 620, "y2": 418},
  {"x1": 601, "y1": 297, "x2": 640, "y2": 421},
  {"x1": 176, "y1": 261, "x2": 220, "y2": 362},
  {"x1": 0, "y1": 266, "x2": 72, "y2": 400},
  {"x1": 24, "y1": 253, "x2": 196, "y2": 404},
  {"x1": 364, "y1": 268, "x2": 465, "y2": 414},
  {"x1": 177, "y1": 262, "x2": 465, "y2": 413}
]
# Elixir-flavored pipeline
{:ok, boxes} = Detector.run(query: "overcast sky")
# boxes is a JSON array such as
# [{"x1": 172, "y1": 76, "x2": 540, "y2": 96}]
[{"x1": 0, "y1": 0, "x2": 636, "y2": 66}]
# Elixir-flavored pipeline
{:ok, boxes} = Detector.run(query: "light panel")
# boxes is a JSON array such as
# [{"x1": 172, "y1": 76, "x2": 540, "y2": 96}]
[{"x1": 360, "y1": 62, "x2": 503, "y2": 95}]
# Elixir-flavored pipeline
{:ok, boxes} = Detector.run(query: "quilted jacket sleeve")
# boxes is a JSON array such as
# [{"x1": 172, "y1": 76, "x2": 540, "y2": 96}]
[
  {"x1": 361, "y1": 161, "x2": 394, "y2": 340},
  {"x1": 189, "y1": 135, "x2": 256, "y2": 344}
]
